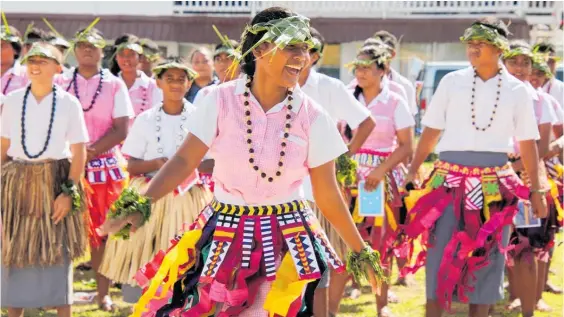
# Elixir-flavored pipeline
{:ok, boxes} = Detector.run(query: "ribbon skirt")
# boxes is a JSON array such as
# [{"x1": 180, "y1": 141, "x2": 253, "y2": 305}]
[{"x1": 132, "y1": 199, "x2": 345, "y2": 317}]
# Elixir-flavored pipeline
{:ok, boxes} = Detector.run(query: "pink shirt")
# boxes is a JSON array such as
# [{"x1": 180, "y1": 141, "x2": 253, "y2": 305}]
[
  {"x1": 1, "y1": 62, "x2": 28, "y2": 96},
  {"x1": 356, "y1": 85, "x2": 414, "y2": 152},
  {"x1": 189, "y1": 76, "x2": 348, "y2": 205},
  {"x1": 119, "y1": 71, "x2": 162, "y2": 117},
  {"x1": 347, "y1": 77, "x2": 408, "y2": 104},
  {"x1": 513, "y1": 85, "x2": 556, "y2": 154},
  {"x1": 56, "y1": 68, "x2": 134, "y2": 147}
]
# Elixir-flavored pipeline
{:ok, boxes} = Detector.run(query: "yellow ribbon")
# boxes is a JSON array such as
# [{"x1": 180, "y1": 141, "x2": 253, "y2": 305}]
[
  {"x1": 385, "y1": 203, "x2": 397, "y2": 231},
  {"x1": 548, "y1": 178, "x2": 563, "y2": 222},
  {"x1": 132, "y1": 229, "x2": 202, "y2": 317},
  {"x1": 263, "y1": 252, "x2": 313, "y2": 317}
]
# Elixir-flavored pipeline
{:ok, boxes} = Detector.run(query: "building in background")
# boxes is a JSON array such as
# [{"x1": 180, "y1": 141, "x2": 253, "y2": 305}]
[{"x1": 3, "y1": 1, "x2": 562, "y2": 81}]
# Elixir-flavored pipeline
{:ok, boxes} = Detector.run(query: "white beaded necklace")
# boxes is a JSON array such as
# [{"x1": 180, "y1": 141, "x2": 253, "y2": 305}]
[{"x1": 155, "y1": 101, "x2": 188, "y2": 154}]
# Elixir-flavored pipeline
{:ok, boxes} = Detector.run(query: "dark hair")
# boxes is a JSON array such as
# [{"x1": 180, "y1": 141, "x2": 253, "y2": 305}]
[
  {"x1": 373, "y1": 30, "x2": 397, "y2": 50},
  {"x1": 214, "y1": 39, "x2": 240, "y2": 59},
  {"x1": 508, "y1": 39, "x2": 530, "y2": 51},
  {"x1": 110, "y1": 33, "x2": 140, "y2": 75},
  {"x1": 140, "y1": 38, "x2": 159, "y2": 54},
  {"x1": 308, "y1": 26, "x2": 325, "y2": 66},
  {"x1": 240, "y1": 6, "x2": 295, "y2": 76},
  {"x1": 474, "y1": 16, "x2": 509, "y2": 38},
  {"x1": 4, "y1": 25, "x2": 22, "y2": 59},
  {"x1": 357, "y1": 45, "x2": 387, "y2": 71},
  {"x1": 533, "y1": 41, "x2": 555, "y2": 54},
  {"x1": 24, "y1": 27, "x2": 47, "y2": 44},
  {"x1": 155, "y1": 56, "x2": 186, "y2": 79},
  {"x1": 215, "y1": 39, "x2": 240, "y2": 52}
]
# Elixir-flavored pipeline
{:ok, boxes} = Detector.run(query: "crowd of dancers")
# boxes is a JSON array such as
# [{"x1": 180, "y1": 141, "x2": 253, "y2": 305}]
[{"x1": 1, "y1": 6, "x2": 563, "y2": 317}]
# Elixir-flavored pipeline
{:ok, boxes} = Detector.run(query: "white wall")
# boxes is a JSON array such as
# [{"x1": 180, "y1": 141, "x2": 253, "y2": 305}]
[{"x1": 1, "y1": 0, "x2": 172, "y2": 16}]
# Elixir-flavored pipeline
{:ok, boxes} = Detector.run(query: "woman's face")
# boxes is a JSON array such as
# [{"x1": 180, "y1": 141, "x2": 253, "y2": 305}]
[
  {"x1": 254, "y1": 42, "x2": 309, "y2": 89},
  {"x1": 116, "y1": 48, "x2": 139, "y2": 74},
  {"x1": 191, "y1": 51, "x2": 213, "y2": 80},
  {"x1": 1, "y1": 40, "x2": 15, "y2": 67},
  {"x1": 74, "y1": 41, "x2": 103, "y2": 67},
  {"x1": 139, "y1": 54, "x2": 155, "y2": 75},
  {"x1": 466, "y1": 40, "x2": 501, "y2": 68},
  {"x1": 156, "y1": 68, "x2": 192, "y2": 101},
  {"x1": 354, "y1": 53, "x2": 384, "y2": 89},
  {"x1": 214, "y1": 52, "x2": 239, "y2": 82},
  {"x1": 504, "y1": 54, "x2": 532, "y2": 82},
  {"x1": 26, "y1": 56, "x2": 62, "y2": 83},
  {"x1": 530, "y1": 68, "x2": 549, "y2": 89}
]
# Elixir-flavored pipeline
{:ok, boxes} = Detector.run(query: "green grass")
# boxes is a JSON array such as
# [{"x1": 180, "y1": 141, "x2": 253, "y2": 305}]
[{"x1": 3, "y1": 238, "x2": 562, "y2": 317}]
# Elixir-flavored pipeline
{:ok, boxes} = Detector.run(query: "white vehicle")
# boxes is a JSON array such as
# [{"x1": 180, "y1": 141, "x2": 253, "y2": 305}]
[{"x1": 415, "y1": 61, "x2": 469, "y2": 111}]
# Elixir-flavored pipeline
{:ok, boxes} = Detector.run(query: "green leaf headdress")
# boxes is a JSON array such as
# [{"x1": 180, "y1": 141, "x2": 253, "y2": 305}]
[
  {"x1": 139, "y1": 38, "x2": 161, "y2": 63},
  {"x1": 344, "y1": 44, "x2": 392, "y2": 71},
  {"x1": 71, "y1": 18, "x2": 106, "y2": 49},
  {"x1": 460, "y1": 22, "x2": 509, "y2": 52},
  {"x1": 21, "y1": 42, "x2": 62, "y2": 65},
  {"x1": 152, "y1": 60, "x2": 199, "y2": 81},
  {"x1": 0, "y1": 12, "x2": 20, "y2": 44},
  {"x1": 226, "y1": 14, "x2": 314, "y2": 77},
  {"x1": 532, "y1": 44, "x2": 562, "y2": 63},
  {"x1": 212, "y1": 25, "x2": 241, "y2": 60},
  {"x1": 42, "y1": 18, "x2": 70, "y2": 49},
  {"x1": 502, "y1": 45, "x2": 533, "y2": 60},
  {"x1": 532, "y1": 53, "x2": 553, "y2": 78}
]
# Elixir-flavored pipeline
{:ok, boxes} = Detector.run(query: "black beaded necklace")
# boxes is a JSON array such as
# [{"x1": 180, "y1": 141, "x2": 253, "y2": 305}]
[
  {"x1": 138, "y1": 86, "x2": 148, "y2": 113},
  {"x1": 67, "y1": 68, "x2": 104, "y2": 112},
  {"x1": 2, "y1": 73, "x2": 14, "y2": 95},
  {"x1": 470, "y1": 68, "x2": 502, "y2": 132},
  {"x1": 20, "y1": 85, "x2": 57, "y2": 159},
  {"x1": 244, "y1": 76, "x2": 295, "y2": 182}
]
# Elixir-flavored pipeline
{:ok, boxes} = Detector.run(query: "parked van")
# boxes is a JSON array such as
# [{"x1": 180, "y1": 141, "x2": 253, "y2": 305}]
[{"x1": 416, "y1": 61, "x2": 469, "y2": 110}]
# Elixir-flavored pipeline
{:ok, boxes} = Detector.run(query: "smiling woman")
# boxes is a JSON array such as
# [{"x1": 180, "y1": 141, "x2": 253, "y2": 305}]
[
  {"x1": 98, "y1": 6, "x2": 385, "y2": 317},
  {"x1": 1, "y1": 42, "x2": 89, "y2": 317}
]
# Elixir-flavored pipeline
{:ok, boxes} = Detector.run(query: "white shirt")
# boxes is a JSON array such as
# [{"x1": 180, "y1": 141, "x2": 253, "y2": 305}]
[
  {"x1": 122, "y1": 100, "x2": 196, "y2": 166},
  {"x1": 300, "y1": 68, "x2": 372, "y2": 201},
  {"x1": 1, "y1": 85, "x2": 89, "y2": 161},
  {"x1": 541, "y1": 90, "x2": 564, "y2": 125},
  {"x1": 422, "y1": 66, "x2": 539, "y2": 153},
  {"x1": 189, "y1": 77, "x2": 347, "y2": 205},
  {"x1": 390, "y1": 68, "x2": 417, "y2": 115},
  {"x1": 302, "y1": 69, "x2": 371, "y2": 129},
  {"x1": 543, "y1": 78, "x2": 564, "y2": 115}
]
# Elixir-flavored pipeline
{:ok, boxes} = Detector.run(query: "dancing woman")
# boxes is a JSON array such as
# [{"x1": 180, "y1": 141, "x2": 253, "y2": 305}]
[
  {"x1": 101, "y1": 7, "x2": 385, "y2": 317},
  {"x1": 401, "y1": 18, "x2": 547, "y2": 317}
]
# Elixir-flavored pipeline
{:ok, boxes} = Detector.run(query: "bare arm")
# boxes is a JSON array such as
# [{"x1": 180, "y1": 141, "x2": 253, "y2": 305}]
[
  {"x1": 143, "y1": 134, "x2": 209, "y2": 201},
  {"x1": 407, "y1": 127, "x2": 442, "y2": 176},
  {"x1": 545, "y1": 135, "x2": 564, "y2": 160},
  {"x1": 198, "y1": 159, "x2": 215, "y2": 174},
  {"x1": 553, "y1": 124, "x2": 563, "y2": 139},
  {"x1": 310, "y1": 161, "x2": 365, "y2": 253},
  {"x1": 347, "y1": 117, "x2": 375, "y2": 155},
  {"x1": 68, "y1": 143, "x2": 87, "y2": 183},
  {"x1": 379, "y1": 127, "x2": 414, "y2": 173},
  {"x1": 519, "y1": 140, "x2": 542, "y2": 190},
  {"x1": 88, "y1": 117, "x2": 129, "y2": 159},
  {"x1": 126, "y1": 157, "x2": 166, "y2": 176},
  {"x1": 537, "y1": 123, "x2": 552, "y2": 160},
  {"x1": 1, "y1": 137, "x2": 10, "y2": 165}
]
